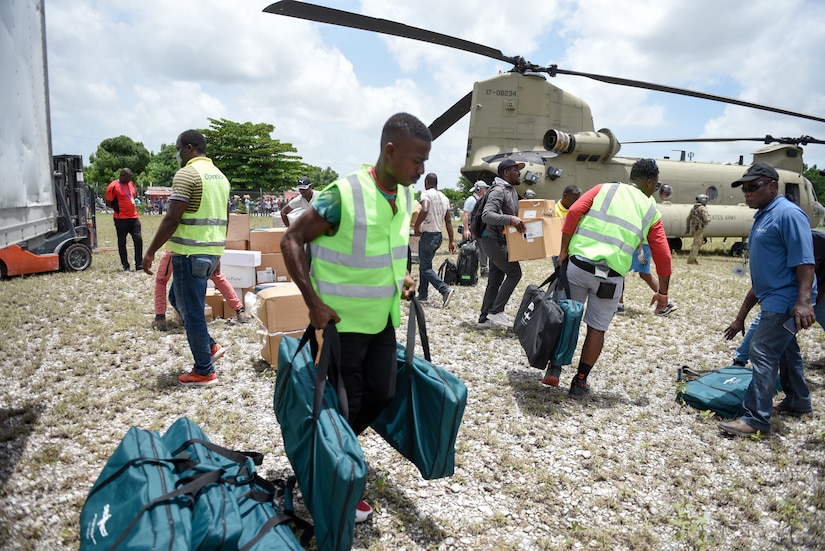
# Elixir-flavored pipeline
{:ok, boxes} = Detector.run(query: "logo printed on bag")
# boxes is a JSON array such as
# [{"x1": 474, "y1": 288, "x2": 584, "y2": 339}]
[
  {"x1": 97, "y1": 504, "x2": 111, "y2": 537},
  {"x1": 723, "y1": 377, "x2": 742, "y2": 385}
]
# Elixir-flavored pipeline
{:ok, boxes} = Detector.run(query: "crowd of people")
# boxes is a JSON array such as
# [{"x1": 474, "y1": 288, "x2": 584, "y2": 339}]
[{"x1": 101, "y1": 114, "x2": 817, "y2": 537}]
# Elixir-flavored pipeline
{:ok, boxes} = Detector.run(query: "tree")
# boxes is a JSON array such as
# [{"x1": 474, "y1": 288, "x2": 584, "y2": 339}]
[
  {"x1": 304, "y1": 166, "x2": 339, "y2": 189},
  {"x1": 138, "y1": 143, "x2": 178, "y2": 188},
  {"x1": 201, "y1": 118, "x2": 308, "y2": 192},
  {"x1": 804, "y1": 164, "x2": 825, "y2": 204},
  {"x1": 86, "y1": 135, "x2": 151, "y2": 186}
]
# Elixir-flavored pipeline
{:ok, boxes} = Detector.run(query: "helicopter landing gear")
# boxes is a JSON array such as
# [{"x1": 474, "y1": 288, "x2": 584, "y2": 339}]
[
  {"x1": 730, "y1": 241, "x2": 748, "y2": 257},
  {"x1": 667, "y1": 238, "x2": 682, "y2": 252}
]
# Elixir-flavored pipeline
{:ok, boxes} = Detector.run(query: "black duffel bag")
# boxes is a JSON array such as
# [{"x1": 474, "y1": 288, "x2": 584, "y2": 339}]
[{"x1": 514, "y1": 271, "x2": 565, "y2": 368}]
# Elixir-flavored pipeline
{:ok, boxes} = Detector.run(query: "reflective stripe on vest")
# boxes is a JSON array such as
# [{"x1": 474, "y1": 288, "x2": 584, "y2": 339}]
[
  {"x1": 569, "y1": 183, "x2": 660, "y2": 274},
  {"x1": 169, "y1": 158, "x2": 230, "y2": 256},
  {"x1": 309, "y1": 171, "x2": 411, "y2": 333}
]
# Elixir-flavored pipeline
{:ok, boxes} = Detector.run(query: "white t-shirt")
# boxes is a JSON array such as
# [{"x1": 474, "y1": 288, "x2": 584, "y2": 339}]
[
  {"x1": 286, "y1": 190, "x2": 319, "y2": 222},
  {"x1": 419, "y1": 188, "x2": 450, "y2": 233}
]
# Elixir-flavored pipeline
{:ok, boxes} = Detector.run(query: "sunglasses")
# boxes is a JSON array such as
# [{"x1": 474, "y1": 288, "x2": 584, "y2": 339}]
[{"x1": 741, "y1": 179, "x2": 769, "y2": 193}]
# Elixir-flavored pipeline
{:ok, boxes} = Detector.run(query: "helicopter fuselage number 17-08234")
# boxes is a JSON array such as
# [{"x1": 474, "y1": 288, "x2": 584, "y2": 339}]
[{"x1": 486, "y1": 89, "x2": 517, "y2": 97}]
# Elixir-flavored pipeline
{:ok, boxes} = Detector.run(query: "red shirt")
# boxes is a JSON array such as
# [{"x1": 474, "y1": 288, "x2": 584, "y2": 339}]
[
  {"x1": 562, "y1": 184, "x2": 672, "y2": 276},
  {"x1": 105, "y1": 179, "x2": 139, "y2": 219}
]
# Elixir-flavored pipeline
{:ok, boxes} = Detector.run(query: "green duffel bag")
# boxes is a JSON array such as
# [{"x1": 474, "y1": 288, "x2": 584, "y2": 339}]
[
  {"x1": 371, "y1": 296, "x2": 468, "y2": 480},
  {"x1": 274, "y1": 324, "x2": 367, "y2": 551},
  {"x1": 676, "y1": 365, "x2": 782, "y2": 419}
]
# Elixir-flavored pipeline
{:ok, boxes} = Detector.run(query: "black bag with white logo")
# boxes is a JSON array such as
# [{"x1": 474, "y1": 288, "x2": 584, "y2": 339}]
[{"x1": 514, "y1": 272, "x2": 565, "y2": 368}]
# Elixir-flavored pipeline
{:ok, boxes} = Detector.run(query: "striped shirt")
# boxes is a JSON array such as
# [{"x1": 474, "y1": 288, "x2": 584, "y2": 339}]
[{"x1": 169, "y1": 157, "x2": 206, "y2": 212}]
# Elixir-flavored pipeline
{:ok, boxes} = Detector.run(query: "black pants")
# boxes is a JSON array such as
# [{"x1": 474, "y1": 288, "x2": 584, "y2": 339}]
[
  {"x1": 478, "y1": 235, "x2": 522, "y2": 320},
  {"x1": 335, "y1": 318, "x2": 397, "y2": 435},
  {"x1": 114, "y1": 218, "x2": 143, "y2": 270}
]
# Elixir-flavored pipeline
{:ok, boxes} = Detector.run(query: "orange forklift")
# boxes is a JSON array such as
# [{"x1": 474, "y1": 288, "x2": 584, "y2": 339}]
[{"x1": 0, "y1": 155, "x2": 97, "y2": 277}]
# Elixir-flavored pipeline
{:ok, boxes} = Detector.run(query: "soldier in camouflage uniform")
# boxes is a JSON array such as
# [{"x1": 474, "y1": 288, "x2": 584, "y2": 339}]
[{"x1": 686, "y1": 194, "x2": 711, "y2": 264}]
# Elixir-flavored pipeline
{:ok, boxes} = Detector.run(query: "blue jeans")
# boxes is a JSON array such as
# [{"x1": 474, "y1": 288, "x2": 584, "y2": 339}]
[
  {"x1": 736, "y1": 303, "x2": 825, "y2": 364},
  {"x1": 418, "y1": 232, "x2": 449, "y2": 300},
  {"x1": 734, "y1": 312, "x2": 761, "y2": 364},
  {"x1": 743, "y1": 311, "x2": 811, "y2": 432},
  {"x1": 170, "y1": 254, "x2": 219, "y2": 375}
]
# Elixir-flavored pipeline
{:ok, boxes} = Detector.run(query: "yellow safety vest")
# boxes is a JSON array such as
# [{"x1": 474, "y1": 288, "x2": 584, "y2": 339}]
[
  {"x1": 568, "y1": 183, "x2": 660, "y2": 274},
  {"x1": 169, "y1": 158, "x2": 230, "y2": 256},
  {"x1": 309, "y1": 170, "x2": 412, "y2": 334}
]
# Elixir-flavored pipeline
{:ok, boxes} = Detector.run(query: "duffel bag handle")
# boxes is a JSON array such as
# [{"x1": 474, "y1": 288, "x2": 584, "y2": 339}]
[
  {"x1": 312, "y1": 322, "x2": 349, "y2": 422},
  {"x1": 408, "y1": 296, "x2": 431, "y2": 363}
]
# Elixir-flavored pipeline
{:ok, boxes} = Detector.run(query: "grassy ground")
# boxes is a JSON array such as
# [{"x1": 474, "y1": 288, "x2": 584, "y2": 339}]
[{"x1": 0, "y1": 213, "x2": 823, "y2": 550}]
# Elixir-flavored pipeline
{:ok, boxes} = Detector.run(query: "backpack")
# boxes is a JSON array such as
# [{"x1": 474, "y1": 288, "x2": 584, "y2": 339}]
[
  {"x1": 438, "y1": 258, "x2": 458, "y2": 285},
  {"x1": 456, "y1": 240, "x2": 479, "y2": 286},
  {"x1": 469, "y1": 185, "x2": 497, "y2": 239}
]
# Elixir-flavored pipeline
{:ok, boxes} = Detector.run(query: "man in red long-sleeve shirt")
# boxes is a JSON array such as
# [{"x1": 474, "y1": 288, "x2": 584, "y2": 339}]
[{"x1": 543, "y1": 159, "x2": 673, "y2": 399}]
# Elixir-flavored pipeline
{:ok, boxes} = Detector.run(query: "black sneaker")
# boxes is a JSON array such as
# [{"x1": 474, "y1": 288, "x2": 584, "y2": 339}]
[
  {"x1": 568, "y1": 376, "x2": 590, "y2": 400},
  {"x1": 541, "y1": 365, "x2": 561, "y2": 387}
]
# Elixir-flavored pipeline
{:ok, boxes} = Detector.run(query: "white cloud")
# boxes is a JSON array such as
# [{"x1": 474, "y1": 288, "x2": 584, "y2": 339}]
[{"x1": 43, "y1": 0, "x2": 825, "y2": 187}]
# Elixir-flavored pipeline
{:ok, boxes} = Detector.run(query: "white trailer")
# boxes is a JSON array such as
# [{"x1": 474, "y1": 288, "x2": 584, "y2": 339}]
[{"x1": 0, "y1": 0, "x2": 57, "y2": 249}]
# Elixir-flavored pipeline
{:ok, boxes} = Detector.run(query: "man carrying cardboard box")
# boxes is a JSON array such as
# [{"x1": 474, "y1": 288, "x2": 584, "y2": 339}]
[
  {"x1": 280, "y1": 176, "x2": 318, "y2": 227},
  {"x1": 476, "y1": 159, "x2": 526, "y2": 329}
]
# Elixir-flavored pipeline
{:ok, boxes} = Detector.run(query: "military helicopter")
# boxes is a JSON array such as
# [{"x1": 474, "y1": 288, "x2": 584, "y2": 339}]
[{"x1": 264, "y1": 0, "x2": 825, "y2": 254}]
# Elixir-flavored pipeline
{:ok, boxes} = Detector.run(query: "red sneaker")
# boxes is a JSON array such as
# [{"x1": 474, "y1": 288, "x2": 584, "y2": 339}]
[
  {"x1": 179, "y1": 370, "x2": 217, "y2": 387},
  {"x1": 210, "y1": 343, "x2": 225, "y2": 362}
]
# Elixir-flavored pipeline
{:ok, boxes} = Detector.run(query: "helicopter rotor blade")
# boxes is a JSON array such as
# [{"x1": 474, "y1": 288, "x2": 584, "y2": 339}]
[
  {"x1": 263, "y1": 1, "x2": 517, "y2": 64},
  {"x1": 264, "y1": 1, "x2": 825, "y2": 127},
  {"x1": 428, "y1": 92, "x2": 473, "y2": 140},
  {"x1": 622, "y1": 135, "x2": 825, "y2": 146},
  {"x1": 553, "y1": 68, "x2": 825, "y2": 125}
]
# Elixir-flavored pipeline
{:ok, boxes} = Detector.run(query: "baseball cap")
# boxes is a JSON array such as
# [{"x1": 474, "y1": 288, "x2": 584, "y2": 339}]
[
  {"x1": 297, "y1": 176, "x2": 312, "y2": 189},
  {"x1": 473, "y1": 180, "x2": 490, "y2": 191},
  {"x1": 731, "y1": 163, "x2": 779, "y2": 187},
  {"x1": 497, "y1": 159, "x2": 525, "y2": 176}
]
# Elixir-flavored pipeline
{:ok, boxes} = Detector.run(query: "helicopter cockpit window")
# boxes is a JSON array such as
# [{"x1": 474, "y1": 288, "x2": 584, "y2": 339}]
[
  {"x1": 658, "y1": 184, "x2": 672, "y2": 201},
  {"x1": 705, "y1": 187, "x2": 718, "y2": 201},
  {"x1": 785, "y1": 183, "x2": 800, "y2": 205}
]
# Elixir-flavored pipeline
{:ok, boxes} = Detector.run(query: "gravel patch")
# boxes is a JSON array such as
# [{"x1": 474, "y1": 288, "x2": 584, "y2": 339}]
[{"x1": 1, "y1": 220, "x2": 823, "y2": 550}]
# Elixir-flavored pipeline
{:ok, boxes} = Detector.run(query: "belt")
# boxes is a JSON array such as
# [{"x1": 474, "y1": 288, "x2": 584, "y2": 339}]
[{"x1": 570, "y1": 255, "x2": 622, "y2": 278}]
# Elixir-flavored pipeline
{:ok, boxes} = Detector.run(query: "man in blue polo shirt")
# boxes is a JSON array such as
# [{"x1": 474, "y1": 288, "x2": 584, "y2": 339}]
[{"x1": 721, "y1": 163, "x2": 815, "y2": 437}]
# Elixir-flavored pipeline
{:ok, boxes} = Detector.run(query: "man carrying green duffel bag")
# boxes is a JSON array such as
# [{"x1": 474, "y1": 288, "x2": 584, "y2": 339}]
[{"x1": 281, "y1": 113, "x2": 432, "y2": 531}]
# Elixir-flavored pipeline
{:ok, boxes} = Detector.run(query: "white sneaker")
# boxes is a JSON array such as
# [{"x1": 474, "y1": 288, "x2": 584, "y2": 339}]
[{"x1": 487, "y1": 312, "x2": 513, "y2": 328}]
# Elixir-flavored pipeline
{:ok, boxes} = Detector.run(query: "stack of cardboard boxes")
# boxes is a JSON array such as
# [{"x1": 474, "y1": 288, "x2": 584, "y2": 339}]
[
  {"x1": 505, "y1": 199, "x2": 564, "y2": 261},
  {"x1": 210, "y1": 214, "x2": 313, "y2": 368}
]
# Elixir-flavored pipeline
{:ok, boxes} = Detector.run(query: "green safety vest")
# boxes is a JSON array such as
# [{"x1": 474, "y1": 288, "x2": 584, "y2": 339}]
[
  {"x1": 568, "y1": 183, "x2": 660, "y2": 274},
  {"x1": 169, "y1": 158, "x2": 230, "y2": 256},
  {"x1": 309, "y1": 170, "x2": 412, "y2": 334}
]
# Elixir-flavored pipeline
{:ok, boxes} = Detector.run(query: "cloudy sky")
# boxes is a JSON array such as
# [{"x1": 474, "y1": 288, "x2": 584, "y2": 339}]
[{"x1": 44, "y1": 0, "x2": 825, "y2": 189}]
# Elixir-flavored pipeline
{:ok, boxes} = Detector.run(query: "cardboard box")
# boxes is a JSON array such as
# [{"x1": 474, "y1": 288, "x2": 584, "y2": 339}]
[
  {"x1": 259, "y1": 252, "x2": 290, "y2": 282},
  {"x1": 518, "y1": 199, "x2": 556, "y2": 220},
  {"x1": 254, "y1": 283, "x2": 310, "y2": 333},
  {"x1": 225, "y1": 239, "x2": 248, "y2": 250},
  {"x1": 221, "y1": 264, "x2": 256, "y2": 288},
  {"x1": 221, "y1": 249, "x2": 261, "y2": 267},
  {"x1": 227, "y1": 214, "x2": 250, "y2": 242},
  {"x1": 506, "y1": 217, "x2": 564, "y2": 261},
  {"x1": 172, "y1": 305, "x2": 213, "y2": 325},
  {"x1": 249, "y1": 228, "x2": 287, "y2": 253},
  {"x1": 205, "y1": 288, "x2": 225, "y2": 318},
  {"x1": 260, "y1": 329, "x2": 305, "y2": 366},
  {"x1": 254, "y1": 283, "x2": 315, "y2": 368},
  {"x1": 260, "y1": 327, "x2": 324, "y2": 368}
]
